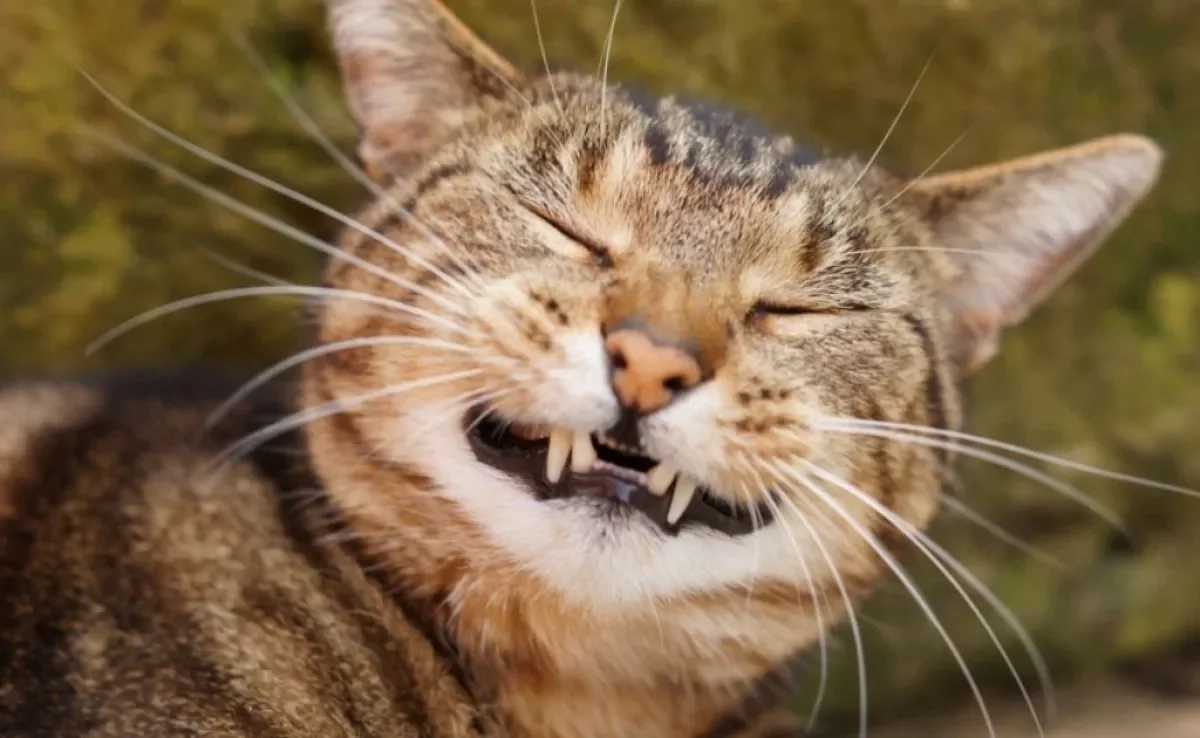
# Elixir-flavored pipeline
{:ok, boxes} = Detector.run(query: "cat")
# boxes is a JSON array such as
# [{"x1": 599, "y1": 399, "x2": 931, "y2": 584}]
[{"x1": 0, "y1": 0, "x2": 1165, "y2": 736}]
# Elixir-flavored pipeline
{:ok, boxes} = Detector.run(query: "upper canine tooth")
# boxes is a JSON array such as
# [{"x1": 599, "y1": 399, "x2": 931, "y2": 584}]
[
  {"x1": 646, "y1": 463, "x2": 679, "y2": 496},
  {"x1": 666, "y1": 475, "x2": 699, "y2": 525},
  {"x1": 571, "y1": 430, "x2": 597, "y2": 473},
  {"x1": 546, "y1": 428, "x2": 572, "y2": 483}
]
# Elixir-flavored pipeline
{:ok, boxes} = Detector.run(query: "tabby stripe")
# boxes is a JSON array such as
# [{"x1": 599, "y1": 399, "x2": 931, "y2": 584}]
[
  {"x1": 367, "y1": 160, "x2": 472, "y2": 239},
  {"x1": 900, "y1": 313, "x2": 950, "y2": 465}
]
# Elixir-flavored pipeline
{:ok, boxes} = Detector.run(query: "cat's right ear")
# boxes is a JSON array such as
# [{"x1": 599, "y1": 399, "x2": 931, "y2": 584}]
[{"x1": 327, "y1": 0, "x2": 522, "y2": 181}]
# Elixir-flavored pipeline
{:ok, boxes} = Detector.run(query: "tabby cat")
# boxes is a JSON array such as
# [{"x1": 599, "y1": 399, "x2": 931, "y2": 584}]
[{"x1": 0, "y1": 0, "x2": 1165, "y2": 736}]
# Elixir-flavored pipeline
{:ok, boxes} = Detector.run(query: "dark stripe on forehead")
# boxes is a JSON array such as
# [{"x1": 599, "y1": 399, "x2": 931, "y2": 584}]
[
  {"x1": 643, "y1": 123, "x2": 672, "y2": 166},
  {"x1": 622, "y1": 87, "x2": 824, "y2": 162},
  {"x1": 575, "y1": 135, "x2": 608, "y2": 193},
  {"x1": 395, "y1": 160, "x2": 472, "y2": 216}
]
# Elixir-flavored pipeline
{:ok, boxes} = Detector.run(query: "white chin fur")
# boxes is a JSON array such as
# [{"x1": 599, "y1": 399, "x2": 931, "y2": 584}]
[
  {"x1": 390, "y1": 329, "x2": 850, "y2": 612},
  {"x1": 392, "y1": 401, "x2": 848, "y2": 613}
]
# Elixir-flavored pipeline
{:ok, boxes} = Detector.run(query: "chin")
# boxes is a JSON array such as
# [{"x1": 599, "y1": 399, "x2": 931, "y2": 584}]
[{"x1": 391, "y1": 390, "x2": 846, "y2": 629}]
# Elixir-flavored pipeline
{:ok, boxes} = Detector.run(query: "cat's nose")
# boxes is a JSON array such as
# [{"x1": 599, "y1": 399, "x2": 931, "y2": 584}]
[{"x1": 604, "y1": 323, "x2": 704, "y2": 415}]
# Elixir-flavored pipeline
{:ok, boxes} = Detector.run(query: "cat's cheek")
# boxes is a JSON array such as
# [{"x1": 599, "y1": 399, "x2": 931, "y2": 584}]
[
  {"x1": 640, "y1": 383, "x2": 729, "y2": 484},
  {"x1": 522, "y1": 330, "x2": 620, "y2": 430}
]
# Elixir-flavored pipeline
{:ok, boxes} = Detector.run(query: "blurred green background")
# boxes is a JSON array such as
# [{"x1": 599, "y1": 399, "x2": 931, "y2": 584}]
[{"x1": 3, "y1": 0, "x2": 1198, "y2": 734}]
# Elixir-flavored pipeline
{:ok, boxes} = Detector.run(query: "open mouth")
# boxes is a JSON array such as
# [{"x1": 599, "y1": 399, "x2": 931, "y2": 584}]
[{"x1": 464, "y1": 408, "x2": 775, "y2": 536}]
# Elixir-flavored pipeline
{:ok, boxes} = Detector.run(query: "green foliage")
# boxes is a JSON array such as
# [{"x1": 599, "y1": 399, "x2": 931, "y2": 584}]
[{"x1": 3, "y1": 0, "x2": 1198, "y2": 730}]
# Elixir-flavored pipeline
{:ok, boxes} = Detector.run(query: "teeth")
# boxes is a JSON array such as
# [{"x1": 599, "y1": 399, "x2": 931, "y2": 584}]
[
  {"x1": 571, "y1": 429, "x2": 597, "y2": 473},
  {"x1": 546, "y1": 428, "x2": 573, "y2": 483},
  {"x1": 666, "y1": 475, "x2": 699, "y2": 525},
  {"x1": 646, "y1": 463, "x2": 679, "y2": 496}
]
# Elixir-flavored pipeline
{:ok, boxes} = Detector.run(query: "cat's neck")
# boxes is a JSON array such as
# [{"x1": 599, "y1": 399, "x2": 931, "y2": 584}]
[{"x1": 320, "y1": 498, "x2": 768, "y2": 737}]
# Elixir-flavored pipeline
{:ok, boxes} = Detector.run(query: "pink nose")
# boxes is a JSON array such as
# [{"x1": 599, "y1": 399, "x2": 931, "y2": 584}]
[{"x1": 605, "y1": 328, "x2": 703, "y2": 414}]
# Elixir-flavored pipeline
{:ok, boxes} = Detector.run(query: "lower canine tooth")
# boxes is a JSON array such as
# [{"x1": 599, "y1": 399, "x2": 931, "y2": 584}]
[
  {"x1": 646, "y1": 463, "x2": 679, "y2": 496},
  {"x1": 571, "y1": 430, "x2": 597, "y2": 473},
  {"x1": 546, "y1": 428, "x2": 572, "y2": 483},
  {"x1": 666, "y1": 476, "x2": 699, "y2": 525}
]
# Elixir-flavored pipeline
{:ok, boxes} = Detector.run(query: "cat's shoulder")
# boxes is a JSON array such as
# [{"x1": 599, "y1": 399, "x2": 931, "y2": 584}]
[
  {"x1": 0, "y1": 368, "x2": 477, "y2": 737},
  {"x1": 0, "y1": 367, "x2": 299, "y2": 523}
]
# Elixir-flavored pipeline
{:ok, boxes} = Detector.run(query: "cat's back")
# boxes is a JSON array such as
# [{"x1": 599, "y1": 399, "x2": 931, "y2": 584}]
[{"x1": 0, "y1": 370, "x2": 477, "y2": 738}]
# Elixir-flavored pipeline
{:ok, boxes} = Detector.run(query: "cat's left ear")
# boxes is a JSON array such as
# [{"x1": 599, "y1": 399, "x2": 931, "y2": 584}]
[
  {"x1": 327, "y1": 0, "x2": 522, "y2": 181},
  {"x1": 907, "y1": 134, "x2": 1164, "y2": 375}
]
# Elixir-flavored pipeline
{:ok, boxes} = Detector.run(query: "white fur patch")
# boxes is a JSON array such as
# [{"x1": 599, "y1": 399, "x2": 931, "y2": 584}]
[
  {"x1": 522, "y1": 330, "x2": 621, "y2": 430},
  {"x1": 391, "y1": 359, "x2": 853, "y2": 614}
]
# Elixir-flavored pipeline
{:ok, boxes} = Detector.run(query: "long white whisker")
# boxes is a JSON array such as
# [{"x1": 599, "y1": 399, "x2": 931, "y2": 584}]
[
  {"x1": 877, "y1": 124, "x2": 974, "y2": 212},
  {"x1": 228, "y1": 30, "x2": 492, "y2": 297},
  {"x1": 818, "y1": 416, "x2": 1200, "y2": 500},
  {"x1": 797, "y1": 459, "x2": 1050, "y2": 736},
  {"x1": 838, "y1": 124, "x2": 974, "y2": 240},
  {"x1": 77, "y1": 122, "x2": 474, "y2": 322},
  {"x1": 772, "y1": 460, "x2": 998, "y2": 738},
  {"x1": 770, "y1": 482, "x2": 868, "y2": 738},
  {"x1": 836, "y1": 48, "x2": 938, "y2": 205},
  {"x1": 732, "y1": 458, "x2": 832, "y2": 731},
  {"x1": 840, "y1": 246, "x2": 1036, "y2": 260},
  {"x1": 529, "y1": 0, "x2": 564, "y2": 116},
  {"x1": 204, "y1": 335, "x2": 488, "y2": 432},
  {"x1": 804, "y1": 458, "x2": 1055, "y2": 727},
  {"x1": 351, "y1": 384, "x2": 516, "y2": 480},
  {"x1": 597, "y1": 0, "x2": 625, "y2": 138},
  {"x1": 812, "y1": 424, "x2": 1126, "y2": 530},
  {"x1": 209, "y1": 368, "x2": 483, "y2": 471},
  {"x1": 86, "y1": 285, "x2": 471, "y2": 356},
  {"x1": 81, "y1": 72, "x2": 479, "y2": 309}
]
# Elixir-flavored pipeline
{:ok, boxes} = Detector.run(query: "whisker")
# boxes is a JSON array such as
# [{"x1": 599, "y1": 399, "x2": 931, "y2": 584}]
[
  {"x1": 731, "y1": 458, "x2": 833, "y2": 731},
  {"x1": 836, "y1": 47, "x2": 939, "y2": 207},
  {"x1": 529, "y1": 0, "x2": 564, "y2": 116},
  {"x1": 772, "y1": 460, "x2": 998, "y2": 738},
  {"x1": 197, "y1": 246, "x2": 292, "y2": 287},
  {"x1": 209, "y1": 368, "x2": 483, "y2": 471},
  {"x1": 350, "y1": 384, "x2": 517, "y2": 479},
  {"x1": 78, "y1": 75, "x2": 476, "y2": 312},
  {"x1": 597, "y1": 0, "x2": 625, "y2": 137},
  {"x1": 811, "y1": 423, "x2": 1126, "y2": 530},
  {"x1": 86, "y1": 285, "x2": 470, "y2": 356},
  {"x1": 768, "y1": 479, "x2": 869, "y2": 738},
  {"x1": 875, "y1": 123, "x2": 974, "y2": 212},
  {"x1": 940, "y1": 495, "x2": 1066, "y2": 571},
  {"x1": 217, "y1": 35, "x2": 493, "y2": 297},
  {"x1": 840, "y1": 246, "x2": 1036, "y2": 260},
  {"x1": 798, "y1": 459, "x2": 1051, "y2": 735},
  {"x1": 818, "y1": 416, "x2": 1200, "y2": 500},
  {"x1": 77, "y1": 127, "x2": 480, "y2": 340},
  {"x1": 204, "y1": 334, "x2": 489, "y2": 432}
]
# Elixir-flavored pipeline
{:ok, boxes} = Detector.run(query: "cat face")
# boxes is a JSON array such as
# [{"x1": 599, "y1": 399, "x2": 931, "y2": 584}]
[{"x1": 306, "y1": 0, "x2": 1162, "y2": 682}]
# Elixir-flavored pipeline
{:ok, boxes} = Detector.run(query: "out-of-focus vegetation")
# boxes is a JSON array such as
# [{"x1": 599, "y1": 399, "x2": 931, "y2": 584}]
[{"x1": 3, "y1": 0, "x2": 1198, "y2": 732}]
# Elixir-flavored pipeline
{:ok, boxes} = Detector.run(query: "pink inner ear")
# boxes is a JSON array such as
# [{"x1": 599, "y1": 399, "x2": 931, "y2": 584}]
[
  {"x1": 328, "y1": 0, "x2": 521, "y2": 180},
  {"x1": 911, "y1": 134, "x2": 1163, "y2": 375}
]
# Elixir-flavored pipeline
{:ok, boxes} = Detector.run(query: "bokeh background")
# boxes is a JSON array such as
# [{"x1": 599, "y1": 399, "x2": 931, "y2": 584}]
[{"x1": 3, "y1": 0, "x2": 1198, "y2": 735}]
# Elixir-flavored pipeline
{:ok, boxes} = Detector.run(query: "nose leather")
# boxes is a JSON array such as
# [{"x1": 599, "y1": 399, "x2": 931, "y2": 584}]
[{"x1": 604, "y1": 327, "x2": 703, "y2": 415}]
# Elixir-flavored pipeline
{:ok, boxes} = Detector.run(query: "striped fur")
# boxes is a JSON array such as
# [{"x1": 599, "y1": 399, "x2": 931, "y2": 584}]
[{"x1": 0, "y1": 0, "x2": 1163, "y2": 736}]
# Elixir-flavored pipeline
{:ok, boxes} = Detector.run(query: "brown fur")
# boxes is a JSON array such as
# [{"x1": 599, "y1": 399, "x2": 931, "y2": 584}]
[{"x1": 0, "y1": 1, "x2": 1163, "y2": 736}]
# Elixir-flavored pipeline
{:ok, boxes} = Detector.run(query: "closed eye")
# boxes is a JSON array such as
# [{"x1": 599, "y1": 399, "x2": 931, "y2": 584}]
[
  {"x1": 749, "y1": 300, "x2": 873, "y2": 320},
  {"x1": 751, "y1": 301, "x2": 818, "y2": 316},
  {"x1": 527, "y1": 207, "x2": 613, "y2": 268}
]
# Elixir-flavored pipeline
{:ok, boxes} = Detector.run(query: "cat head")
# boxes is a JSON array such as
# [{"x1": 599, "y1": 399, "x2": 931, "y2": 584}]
[{"x1": 305, "y1": 0, "x2": 1162, "y2": 688}]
